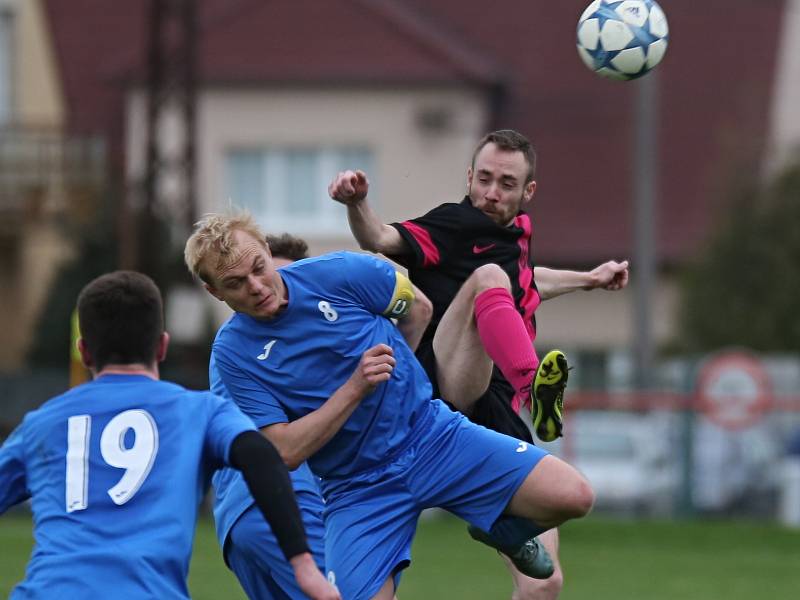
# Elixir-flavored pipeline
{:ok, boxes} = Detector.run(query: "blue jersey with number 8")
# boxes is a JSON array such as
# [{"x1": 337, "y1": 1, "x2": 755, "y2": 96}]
[
  {"x1": 0, "y1": 374, "x2": 254, "y2": 599},
  {"x1": 212, "y1": 251, "x2": 436, "y2": 480}
]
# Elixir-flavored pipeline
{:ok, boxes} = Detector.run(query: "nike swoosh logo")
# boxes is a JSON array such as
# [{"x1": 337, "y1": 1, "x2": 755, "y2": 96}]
[{"x1": 473, "y1": 243, "x2": 496, "y2": 254}]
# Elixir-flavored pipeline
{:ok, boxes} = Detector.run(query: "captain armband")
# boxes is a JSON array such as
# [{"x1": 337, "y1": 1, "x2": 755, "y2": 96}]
[{"x1": 382, "y1": 271, "x2": 415, "y2": 319}]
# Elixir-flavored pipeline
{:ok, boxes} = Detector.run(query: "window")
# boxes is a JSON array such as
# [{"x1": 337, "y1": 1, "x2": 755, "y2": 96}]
[
  {"x1": 224, "y1": 146, "x2": 376, "y2": 235},
  {"x1": 0, "y1": 8, "x2": 13, "y2": 124}
]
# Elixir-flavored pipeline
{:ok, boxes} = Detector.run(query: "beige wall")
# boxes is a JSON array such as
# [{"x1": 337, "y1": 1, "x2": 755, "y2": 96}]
[
  {"x1": 0, "y1": 222, "x2": 75, "y2": 369},
  {"x1": 12, "y1": 0, "x2": 65, "y2": 126},
  {"x1": 765, "y1": 0, "x2": 800, "y2": 174},
  {"x1": 196, "y1": 87, "x2": 487, "y2": 241}
]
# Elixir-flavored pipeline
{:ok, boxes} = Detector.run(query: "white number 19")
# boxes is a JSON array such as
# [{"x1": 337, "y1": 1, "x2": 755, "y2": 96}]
[{"x1": 65, "y1": 410, "x2": 159, "y2": 513}]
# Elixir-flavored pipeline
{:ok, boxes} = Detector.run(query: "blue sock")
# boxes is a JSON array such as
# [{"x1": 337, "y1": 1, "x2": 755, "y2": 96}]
[{"x1": 487, "y1": 516, "x2": 547, "y2": 550}]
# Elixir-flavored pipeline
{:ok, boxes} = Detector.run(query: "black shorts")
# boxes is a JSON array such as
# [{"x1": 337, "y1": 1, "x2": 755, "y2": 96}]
[{"x1": 416, "y1": 343, "x2": 534, "y2": 444}]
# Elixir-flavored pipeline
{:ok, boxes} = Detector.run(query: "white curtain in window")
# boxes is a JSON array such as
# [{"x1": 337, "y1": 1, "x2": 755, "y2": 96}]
[{"x1": 226, "y1": 150, "x2": 264, "y2": 213}]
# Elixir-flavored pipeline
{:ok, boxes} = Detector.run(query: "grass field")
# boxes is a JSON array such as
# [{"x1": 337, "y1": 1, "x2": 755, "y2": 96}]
[{"x1": 1, "y1": 511, "x2": 798, "y2": 599}]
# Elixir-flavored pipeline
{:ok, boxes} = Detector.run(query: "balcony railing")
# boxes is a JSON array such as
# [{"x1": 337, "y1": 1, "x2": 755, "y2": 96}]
[{"x1": 0, "y1": 125, "x2": 106, "y2": 228}]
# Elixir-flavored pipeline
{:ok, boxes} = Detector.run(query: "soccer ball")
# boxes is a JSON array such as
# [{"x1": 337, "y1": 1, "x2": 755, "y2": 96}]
[{"x1": 576, "y1": 0, "x2": 669, "y2": 81}]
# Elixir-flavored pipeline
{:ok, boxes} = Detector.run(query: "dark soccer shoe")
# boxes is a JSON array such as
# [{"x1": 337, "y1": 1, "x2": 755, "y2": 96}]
[
  {"x1": 467, "y1": 525, "x2": 555, "y2": 579},
  {"x1": 531, "y1": 350, "x2": 569, "y2": 442}
]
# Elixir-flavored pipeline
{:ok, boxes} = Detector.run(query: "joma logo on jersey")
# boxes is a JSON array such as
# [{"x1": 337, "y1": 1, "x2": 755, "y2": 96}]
[{"x1": 257, "y1": 340, "x2": 277, "y2": 360}]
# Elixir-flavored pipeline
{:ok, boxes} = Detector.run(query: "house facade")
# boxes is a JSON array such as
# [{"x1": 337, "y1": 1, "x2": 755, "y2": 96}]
[{"x1": 2, "y1": 0, "x2": 795, "y2": 379}]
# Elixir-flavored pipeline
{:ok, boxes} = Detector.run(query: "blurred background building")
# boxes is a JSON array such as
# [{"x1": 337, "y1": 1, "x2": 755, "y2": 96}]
[{"x1": 2, "y1": 0, "x2": 800, "y2": 519}]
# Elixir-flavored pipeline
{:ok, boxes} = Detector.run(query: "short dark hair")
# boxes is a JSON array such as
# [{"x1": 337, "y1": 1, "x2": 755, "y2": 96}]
[
  {"x1": 472, "y1": 129, "x2": 537, "y2": 182},
  {"x1": 266, "y1": 233, "x2": 309, "y2": 262},
  {"x1": 77, "y1": 271, "x2": 164, "y2": 370}
]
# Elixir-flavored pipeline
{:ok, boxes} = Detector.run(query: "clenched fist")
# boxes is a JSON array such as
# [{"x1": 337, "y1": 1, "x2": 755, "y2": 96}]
[
  {"x1": 351, "y1": 344, "x2": 395, "y2": 394},
  {"x1": 328, "y1": 170, "x2": 369, "y2": 206}
]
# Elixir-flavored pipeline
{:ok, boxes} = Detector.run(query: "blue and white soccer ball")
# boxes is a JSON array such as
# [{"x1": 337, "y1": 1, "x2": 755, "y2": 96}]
[{"x1": 576, "y1": 0, "x2": 669, "y2": 81}]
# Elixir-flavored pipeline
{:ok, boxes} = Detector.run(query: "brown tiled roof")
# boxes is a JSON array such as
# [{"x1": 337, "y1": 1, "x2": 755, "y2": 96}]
[
  {"x1": 43, "y1": 0, "x2": 148, "y2": 137},
  {"x1": 200, "y1": 0, "x2": 505, "y2": 85}
]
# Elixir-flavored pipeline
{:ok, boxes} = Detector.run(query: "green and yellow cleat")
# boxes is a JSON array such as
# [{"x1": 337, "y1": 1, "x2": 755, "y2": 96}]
[{"x1": 531, "y1": 350, "x2": 569, "y2": 442}]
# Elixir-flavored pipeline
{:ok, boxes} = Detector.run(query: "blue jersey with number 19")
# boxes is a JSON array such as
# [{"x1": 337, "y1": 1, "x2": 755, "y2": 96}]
[
  {"x1": 212, "y1": 251, "x2": 437, "y2": 480},
  {"x1": 0, "y1": 374, "x2": 254, "y2": 599}
]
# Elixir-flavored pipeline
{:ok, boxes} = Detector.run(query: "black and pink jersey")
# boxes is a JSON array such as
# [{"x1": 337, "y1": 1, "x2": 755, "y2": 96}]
[{"x1": 390, "y1": 197, "x2": 541, "y2": 351}]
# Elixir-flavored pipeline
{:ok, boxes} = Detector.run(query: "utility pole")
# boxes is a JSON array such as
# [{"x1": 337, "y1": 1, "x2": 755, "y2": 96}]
[
  {"x1": 136, "y1": 0, "x2": 197, "y2": 279},
  {"x1": 632, "y1": 71, "x2": 658, "y2": 391}
]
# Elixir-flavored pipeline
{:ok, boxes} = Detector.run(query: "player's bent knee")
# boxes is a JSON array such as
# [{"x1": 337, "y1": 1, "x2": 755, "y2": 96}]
[
  {"x1": 544, "y1": 475, "x2": 594, "y2": 523},
  {"x1": 529, "y1": 457, "x2": 594, "y2": 521},
  {"x1": 565, "y1": 477, "x2": 595, "y2": 519},
  {"x1": 471, "y1": 263, "x2": 511, "y2": 292}
]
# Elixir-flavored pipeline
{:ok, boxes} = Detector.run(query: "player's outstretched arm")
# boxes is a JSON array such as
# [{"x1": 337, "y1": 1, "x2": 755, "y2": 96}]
[
  {"x1": 228, "y1": 431, "x2": 309, "y2": 556},
  {"x1": 261, "y1": 344, "x2": 396, "y2": 469},
  {"x1": 534, "y1": 260, "x2": 630, "y2": 301},
  {"x1": 328, "y1": 169, "x2": 406, "y2": 255},
  {"x1": 230, "y1": 433, "x2": 341, "y2": 599}
]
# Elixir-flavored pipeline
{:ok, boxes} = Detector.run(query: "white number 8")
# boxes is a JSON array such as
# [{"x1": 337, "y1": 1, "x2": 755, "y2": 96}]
[
  {"x1": 66, "y1": 410, "x2": 159, "y2": 512},
  {"x1": 318, "y1": 301, "x2": 338, "y2": 322}
]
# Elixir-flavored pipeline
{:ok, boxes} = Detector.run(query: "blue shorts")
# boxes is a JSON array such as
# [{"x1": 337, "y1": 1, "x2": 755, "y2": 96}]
[
  {"x1": 321, "y1": 400, "x2": 547, "y2": 600},
  {"x1": 226, "y1": 490, "x2": 326, "y2": 600}
]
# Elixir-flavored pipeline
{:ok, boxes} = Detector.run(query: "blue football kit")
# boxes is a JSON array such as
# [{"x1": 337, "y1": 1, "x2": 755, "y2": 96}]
[
  {"x1": 212, "y1": 251, "x2": 548, "y2": 600},
  {"x1": 210, "y1": 354, "x2": 326, "y2": 600},
  {"x1": 0, "y1": 374, "x2": 255, "y2": 599}
]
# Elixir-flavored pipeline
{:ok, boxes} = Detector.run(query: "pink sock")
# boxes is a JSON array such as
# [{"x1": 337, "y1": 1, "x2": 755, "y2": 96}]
[{"x1": 474, "y1": 288, "x2": 539, "y2": 411}]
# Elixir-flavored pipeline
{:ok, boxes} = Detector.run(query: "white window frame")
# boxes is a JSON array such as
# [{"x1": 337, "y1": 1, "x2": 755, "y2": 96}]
[
  {"x1": 223, "y1": 145, "x2": 377, "y2": 236},
  {"x1": 0, "y1": 4, "x2": 15, "y2": 124}
]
